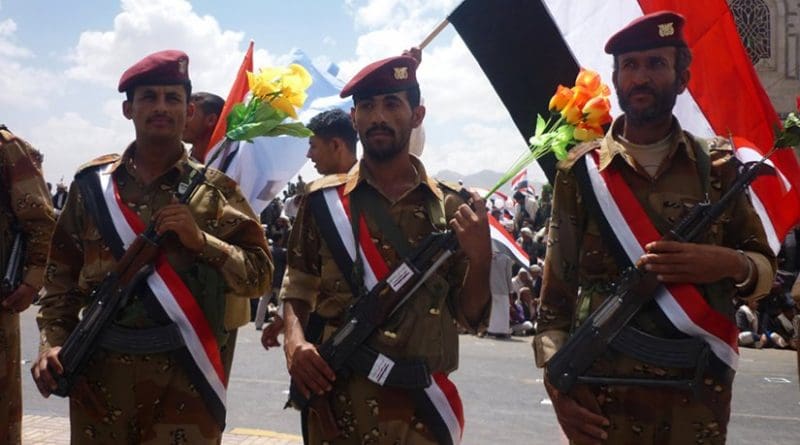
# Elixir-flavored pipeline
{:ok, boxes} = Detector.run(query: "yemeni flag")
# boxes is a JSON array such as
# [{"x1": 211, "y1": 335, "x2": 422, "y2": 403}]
[
  {"x1": 488, "y1": 214, "x2": 529, "y2": 268},
  {"x1": 449, "y1": 0, "x2": 800, "y2": 252}
]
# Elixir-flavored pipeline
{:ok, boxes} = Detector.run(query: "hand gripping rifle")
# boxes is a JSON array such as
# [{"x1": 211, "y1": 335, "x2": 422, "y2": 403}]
[
  {"x1": 1, "y1": 228, "x2": 25, "y2": 298},
  {"x1": 288, "y1": 222, "x2": 464, "y2": 439},
  {"x1": 546, "y1": 146, "x2": 780, "y2": 394},
  {"x1": 50, "y1": 163, "x2": 209, "y2": 397}
]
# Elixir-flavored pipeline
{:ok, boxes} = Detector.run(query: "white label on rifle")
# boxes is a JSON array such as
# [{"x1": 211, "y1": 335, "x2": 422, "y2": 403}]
[
  {"x1": 387, "y1": 263, "x2": 415, "y2": 292},
  {"x1": 368, "y1": 353, "x2": 395, "y2": 386}
]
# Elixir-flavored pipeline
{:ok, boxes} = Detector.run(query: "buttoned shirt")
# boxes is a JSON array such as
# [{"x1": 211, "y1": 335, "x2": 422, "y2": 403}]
[
  {"x1": 0, "y1": 129, "x2": 55, "y2": 291},
  {"x1": 281, "y1": 155, "x2": 482, "y2": 373},
  {"x1": 38, "y1": 143, "x2": 271, "y2": 350},
  {"x1": 534, "y1": 117, "x2": 776, "y2": 369}
]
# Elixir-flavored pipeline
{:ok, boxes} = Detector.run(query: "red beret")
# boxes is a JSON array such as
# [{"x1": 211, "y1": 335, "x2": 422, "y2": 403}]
[
  {"x1": 118, "y1": 49, "x2": 191, "y2": 93},
  {"x1": 340, "y1": 56, "x2": 419, "y2": 98},
  {"x1": 605, "y1": 11, "x2": 687, "y2": 55}
]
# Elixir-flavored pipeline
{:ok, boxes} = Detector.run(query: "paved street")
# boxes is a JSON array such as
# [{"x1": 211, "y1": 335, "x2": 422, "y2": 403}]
[{"x1": 18, "y1": 309, "x2": 800, "y2": 444}]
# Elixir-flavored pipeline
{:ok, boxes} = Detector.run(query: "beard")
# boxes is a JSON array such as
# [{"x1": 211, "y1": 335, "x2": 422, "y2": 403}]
[
  {"x1": 618, "y1": 80, "x2": 680, "y2": 126},
  {"x1": 360, "y1": 123, "x2": 410, "y2": 162}
]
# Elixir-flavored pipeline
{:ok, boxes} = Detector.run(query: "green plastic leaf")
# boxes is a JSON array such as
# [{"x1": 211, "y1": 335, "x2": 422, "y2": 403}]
[
  {"x1": 266, "y1": 123, "x2": 315, "y2": 138},
  {"x1": 535, "y1": 114, "x2": 547, "y2": 137}
]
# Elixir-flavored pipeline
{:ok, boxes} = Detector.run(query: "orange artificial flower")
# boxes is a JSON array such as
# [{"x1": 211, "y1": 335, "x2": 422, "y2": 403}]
[
  {"x1": 548, "y1": 85, "x2": 573, "y2": 112},
  {"x1": 575, "y1": 68, "x2": 601, "y2": 95},
  {"x1": 582, "y1": 96, "x2": 612, "y2": 127},
  {"x1": 561, "y1": 86, "x2": 592, "y2": 125},
  {"x1": 573, "y1": 122, "x2": 605, "y2": 142}
]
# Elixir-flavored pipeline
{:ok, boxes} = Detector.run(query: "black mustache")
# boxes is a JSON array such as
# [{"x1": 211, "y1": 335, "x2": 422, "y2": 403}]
[
  {"x1": 147, "y1": 115, "x2": 174, "y2": 123},
  {"x1": 627, "y1": 86, "x2": 657, "y2": 97},
  {"x1": 366, "y1": 125, "x2": 394, "y2": 137}
]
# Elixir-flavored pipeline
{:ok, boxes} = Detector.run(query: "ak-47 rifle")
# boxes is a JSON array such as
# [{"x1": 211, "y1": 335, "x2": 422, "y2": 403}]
[
  {"x1": 1, "y1": 228, "x2": 25, "y2": 298},
  {"x1": 50, "y1": 164, "x2": 209, "y2": 397},
  {"x1": 546, "y1": 146, "x2": 780, "y2": 394},
  {"x1": 287, "y1": 199, "x2": 472, "y2": 439}
]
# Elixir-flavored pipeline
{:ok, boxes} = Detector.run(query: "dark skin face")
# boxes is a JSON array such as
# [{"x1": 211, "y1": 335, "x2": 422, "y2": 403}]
[
  {"x1": 612, "y1": 46, "x2": 689, "y2": 128},
  {"x1": 306, "y1": 135, "x2": 340, "y2": 175},
  {"x1": 123, "y1": 84, "x2": 193, "y2": 146},
  {"x1": 351, "y1": 90, "x2": 424, "y2": 163}
]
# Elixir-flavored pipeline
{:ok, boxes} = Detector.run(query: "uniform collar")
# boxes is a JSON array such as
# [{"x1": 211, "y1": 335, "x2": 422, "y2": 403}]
[
  {"x1": 108, "y1": 142, "x2": 189, "y2": 178},
  {"x1": 342, "y1": 154, "x2": 443, "y2": 200},
  {"x1": 598, "y1": 115, "x2": 696, "y2": 172}
]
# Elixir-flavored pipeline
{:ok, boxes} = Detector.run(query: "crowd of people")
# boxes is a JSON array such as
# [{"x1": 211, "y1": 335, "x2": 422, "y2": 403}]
[{"x1": 1, "y1": 9, "x2": 798, "y2": 445}]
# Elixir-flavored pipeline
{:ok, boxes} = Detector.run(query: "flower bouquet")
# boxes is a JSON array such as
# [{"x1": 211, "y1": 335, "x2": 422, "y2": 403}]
[
  {"x1": 208, "y1": 63, "x2": 315, "y2": 165},
  {"x1": 485, "y1": 68, "x2": 613, "y2": 197}
]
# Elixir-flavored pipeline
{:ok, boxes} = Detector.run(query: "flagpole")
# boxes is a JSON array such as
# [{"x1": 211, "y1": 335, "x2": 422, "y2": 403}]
[{"x1": 419, "y1": 18, "x2": 450, "y2": 50}]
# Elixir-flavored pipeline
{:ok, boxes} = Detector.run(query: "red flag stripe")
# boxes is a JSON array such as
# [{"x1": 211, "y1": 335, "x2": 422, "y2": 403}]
[
  {"x1": 586, "y1": 152, "x2": 739, "y2": 368},
  {"x1": 205, "y1": 41, "x2": 254, "y2": 161}
]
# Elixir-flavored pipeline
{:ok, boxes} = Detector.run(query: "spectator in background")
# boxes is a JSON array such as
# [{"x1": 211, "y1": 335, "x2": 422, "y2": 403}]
[
  {"x1": 510, "y1": 292, "x2": 534, "y2": 336},
  {"x1": 512, "y1": 267, "x2": 533, "y2": 297},
  {"x1": 532, "y1": 183, "x2": 552, "y2": 231},
  {"x1": 488, "y1": 251, "x2": 514, "y2": 338},
  {"x1": 305, "y1": 108, "x2": 358, "y2": 176},
  {"x1": 51, "y1": 182, "x2": 68, "y2": 212},
  {"x1": 517, "y1": 227, "x2": 537, "y2": 261},
  {"x1": 736, "y1": 299, "x2": 766, "y2": 348},
  {"x1": 529, "y1": 264, "x2": 543, "y2": 299},
  {"x1": 182, "y1": 92, "x2": 224, "y2": 162}
]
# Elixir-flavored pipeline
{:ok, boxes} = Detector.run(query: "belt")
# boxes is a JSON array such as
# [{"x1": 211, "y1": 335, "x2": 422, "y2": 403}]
[
  {"x1": 346, "y1": 344, "x2": 432, "y2": 389},
  {"x1": 576, "y1": 325, "x2": 713, "y2": 396},
  {"x1": 98, "y1": 323, "x2": 185, "y2": 354}
]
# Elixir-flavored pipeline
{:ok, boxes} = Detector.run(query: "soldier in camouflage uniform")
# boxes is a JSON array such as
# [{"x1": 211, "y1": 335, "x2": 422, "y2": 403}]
[
  {"x1": 0, "y1": 127, "x2": 56, "y2": 445},
  {"x1": 534, "y1": 12, "x2": 776, "y2": 445},
  {"x1": 282, "y1": 56, "x2": 491, "y2": 444},
  {"x1": 31, "y1": 50, "x2": 271, "y2": 444}
]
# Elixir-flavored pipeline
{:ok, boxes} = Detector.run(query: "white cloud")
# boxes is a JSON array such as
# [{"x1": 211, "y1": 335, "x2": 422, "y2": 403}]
[
  {"x1": 0, "y1": 18, "x2": 61, "y2": 109},
  {"x1": 65, "y1": 0, "x2": 269, "y2": 95}
]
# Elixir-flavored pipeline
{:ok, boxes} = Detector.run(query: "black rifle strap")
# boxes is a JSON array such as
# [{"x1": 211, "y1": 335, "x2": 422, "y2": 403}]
[
  {"x1": 572, "y1": 153, "x2": 634, "y2": 270},
  {"x1": 74, "y1": 166, "x2": 126, "y2": 260},
  {"x1": 307, "y1": 190, "x2": 359, "y2": 295}
]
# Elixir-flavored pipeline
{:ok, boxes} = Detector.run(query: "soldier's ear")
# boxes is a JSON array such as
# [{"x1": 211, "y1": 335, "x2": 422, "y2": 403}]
[{"x1": 122, "y1": 101, "x2": 133, "y2": 120}]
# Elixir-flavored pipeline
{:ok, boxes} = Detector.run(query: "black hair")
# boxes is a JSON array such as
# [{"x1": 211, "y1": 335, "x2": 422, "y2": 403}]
[
  {"x1": 191, "y1": 92, "x2": 224, "y2": 116},
  {"x1": 307, "y1": 108, "x2": 358, "y2": 154}
]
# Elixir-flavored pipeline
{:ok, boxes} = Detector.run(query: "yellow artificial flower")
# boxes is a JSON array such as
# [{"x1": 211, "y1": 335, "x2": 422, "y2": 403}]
[{"x1": 246, "y1": 64, "x2": 312, "y2": 119}]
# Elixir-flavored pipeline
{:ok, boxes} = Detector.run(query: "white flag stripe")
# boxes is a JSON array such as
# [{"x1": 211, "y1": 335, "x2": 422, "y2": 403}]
[
  {"x1": 585, "y1": 156, "x2": 738, "y2": 369},
  {"x1": 322, "y1": 188, "x2": 379, "y2": 290},
  {"x1": 423, "y1": 380, "x2": 462, "y2": 445}
]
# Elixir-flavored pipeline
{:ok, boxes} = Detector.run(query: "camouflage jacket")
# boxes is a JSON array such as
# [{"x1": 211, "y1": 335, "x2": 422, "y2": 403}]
[
  {"x1": 281, "y1": 156, "x2": 486, "y2": 374},
  {"x1": 534, "y1": 117, "x2": 776, "y2": 372},
  {"x1": 38, "y1": 144, "x2": 271, "y2": 351},
  {"x1": 0, "y1": 126, "x2": 56, "y2": 291}
]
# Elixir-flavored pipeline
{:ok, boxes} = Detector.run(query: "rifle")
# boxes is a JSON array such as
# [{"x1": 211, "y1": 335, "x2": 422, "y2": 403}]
[
  {"x1": 288, "y1": 229, "x2": 462, "y2": 438},
  {"x1": 546, "y1": 148, "x2": 778, "y2": 394},
  {"x1": 50, "y1": 164, "x2": 208, "y2": 397},
  {"x1": 1, "y1": 229, "x2": 25, "y2": 298}
]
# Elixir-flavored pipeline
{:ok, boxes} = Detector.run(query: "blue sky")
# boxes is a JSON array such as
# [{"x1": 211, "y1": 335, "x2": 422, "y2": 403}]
[{"x1": 0, "y1": 0, "x2": 540, "y2": 185}]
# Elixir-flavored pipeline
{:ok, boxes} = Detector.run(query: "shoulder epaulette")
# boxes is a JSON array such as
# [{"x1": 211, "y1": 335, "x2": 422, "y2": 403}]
[
  {"x1": 75, "y1": 154, "x2": 120, "y2": 175},
  {"x1": 307, "y1": 173, "x2": 349, "y2": 193},
  {"x1": 434, "y1": 179, "x2": 462, "y2": 195},
  {"x1": 558, "y1": 140, "x2": 601, "y2": 171},
  {"x1": 0, "y1": 125, "x2": 16, "y2": 144}
]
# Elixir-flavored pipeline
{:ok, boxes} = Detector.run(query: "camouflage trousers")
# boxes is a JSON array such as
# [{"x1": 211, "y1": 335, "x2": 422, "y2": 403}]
[
  {"x1": 574, "y1": 377, "x2": 732, "y2": 445},
  {"x1": 0, "y1": 311, "x2": 21, "y2": 445},
  {"x1": 307, "y1": 374, "x2": 439, "y2": 445},
  {"x1": 69, "y1": 330, "x2": 237, "y2": 445}
]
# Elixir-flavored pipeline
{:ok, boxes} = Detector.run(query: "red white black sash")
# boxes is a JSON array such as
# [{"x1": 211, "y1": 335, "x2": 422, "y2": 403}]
[
  {"x1": 582, "y1": 151, "x2": 739, "y2": 370},
  {"x1": 315, "y1": 184, "x2": 464, "y2": 445},
  {"x1": 95, "y1": 164, "x2": 227, "y2": 424}
]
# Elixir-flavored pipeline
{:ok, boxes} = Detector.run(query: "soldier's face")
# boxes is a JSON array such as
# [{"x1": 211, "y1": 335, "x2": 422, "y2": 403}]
[
  {"x1": 306, "y1": 135, "x2": 338, "y2": 175},
  {"x1": 613, "y1": 47, "x2": 688, "y2": 126},
  {"x1": 123, "y1": 85, "x2": 191, "y2": 143},
  {"x1": 351, "y1": 91, "x2": 425, "y2": 162}
]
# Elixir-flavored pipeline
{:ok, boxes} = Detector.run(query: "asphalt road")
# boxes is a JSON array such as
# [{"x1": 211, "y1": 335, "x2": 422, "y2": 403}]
[{"x1": 19, "y1": 309, "x2": 800, "y2": 444}]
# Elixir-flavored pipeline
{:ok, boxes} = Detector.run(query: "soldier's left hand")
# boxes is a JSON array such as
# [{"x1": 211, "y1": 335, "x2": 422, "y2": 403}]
[
  {"x1": 450, "y1": 190, "x2": 491, "y2": 264},
  {"x1": 2, "y1": 282, "x2": 37, "y2": 313},
  {"x1": 154, "y1": 199, "x2": 204, "y2": 252},
  {"x1": 261, "y1": 314, "x2": 284, "y2": 350},
  {"x1": 639, "y1": 240, "x2": 749, "y2": 284}
]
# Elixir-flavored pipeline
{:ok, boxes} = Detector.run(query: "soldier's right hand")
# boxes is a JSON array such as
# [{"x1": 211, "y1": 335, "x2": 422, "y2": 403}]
[
  {"x1": 544, "y1": 376, "x2": 609, "y2": 444},
  {"x1": 285, "y1": 339, "x2": 336, "y2": 398},
  {"x1": 31, "y1": 346, "x2": 63, "y2": 398}
]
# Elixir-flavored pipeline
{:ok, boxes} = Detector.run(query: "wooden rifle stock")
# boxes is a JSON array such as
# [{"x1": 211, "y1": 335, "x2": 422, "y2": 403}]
[
  {"x1": 50, "y1": 165, "x2": 207, "y2": 397},
  {"x1": 546, "y1": 154, "x2": 774, "y2": 394}
]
